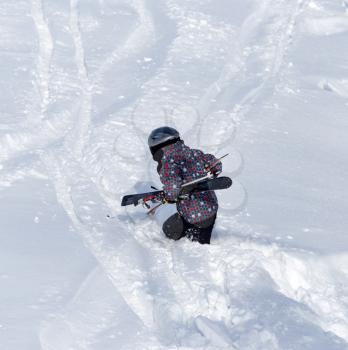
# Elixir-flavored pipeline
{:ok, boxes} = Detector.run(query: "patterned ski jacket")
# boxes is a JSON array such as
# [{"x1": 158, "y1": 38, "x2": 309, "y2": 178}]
[{"x1": 157, "y1": 140, "x2": 222, "y2": 224}]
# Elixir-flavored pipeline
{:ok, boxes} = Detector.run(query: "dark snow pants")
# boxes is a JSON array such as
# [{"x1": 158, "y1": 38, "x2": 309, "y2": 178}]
[{"x1": 162, "y1": 213, "x2": 216, "y2": 244}]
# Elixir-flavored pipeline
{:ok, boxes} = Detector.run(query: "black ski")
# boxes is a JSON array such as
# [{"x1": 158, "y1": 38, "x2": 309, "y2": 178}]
[
  {"x1": 180, "y1": 176, "x2": 232, "y2": 195},
  {"x1": 121, "y1": 190, "x2": 163, "y2": 207},
  {"x1": 121, "y1": 176, "x2": 232, "y2": 207}
]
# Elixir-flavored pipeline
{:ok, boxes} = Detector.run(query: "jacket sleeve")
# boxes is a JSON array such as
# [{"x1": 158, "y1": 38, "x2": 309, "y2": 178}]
[
  {"x1": 203, "y1": 153, "x2": 222, "y2": 174},
  {"x1": 159, "y1": 160, "x2": 183, "y2": 202}
]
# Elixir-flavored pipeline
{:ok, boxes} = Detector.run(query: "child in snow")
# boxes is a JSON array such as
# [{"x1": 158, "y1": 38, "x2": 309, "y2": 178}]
[{"x1": 148, "y1": 126, "x2": 222, "y2": 244}]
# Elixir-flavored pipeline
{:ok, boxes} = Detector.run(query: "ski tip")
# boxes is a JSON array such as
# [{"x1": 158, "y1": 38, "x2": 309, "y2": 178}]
[
  {"x1": 224, "y1": 176, "x2": 233, "y2": 188},
  {"x1": 121, "y1": 196, "x2": 130, "y2": 206}
]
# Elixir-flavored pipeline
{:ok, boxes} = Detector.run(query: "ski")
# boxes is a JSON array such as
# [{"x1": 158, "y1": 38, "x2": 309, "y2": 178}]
[
  {"x1": 180, "y1": 176, "x2": 232, "y2": 196},
  {"x1": 121, "y1": 176, "x2": 232, "y2": 208},
  {"x1": 121, "y1": 190, "x2": 163, "y2": 207}
]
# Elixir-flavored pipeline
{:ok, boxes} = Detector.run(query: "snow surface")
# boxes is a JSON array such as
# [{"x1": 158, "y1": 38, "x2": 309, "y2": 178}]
[{"x1": 1, "y1": 0, "x2": 348, "y2": 349}]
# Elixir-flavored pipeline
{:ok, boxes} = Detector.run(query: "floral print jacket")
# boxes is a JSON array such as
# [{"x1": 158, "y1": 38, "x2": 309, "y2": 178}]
[{"x1": 157, "y1": 141, "x2": 222, "y2": 224}]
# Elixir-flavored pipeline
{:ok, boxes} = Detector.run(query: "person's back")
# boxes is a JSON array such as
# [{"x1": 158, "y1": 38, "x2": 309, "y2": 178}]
[
  {"x1": 158, "y1": 140, "x2": 219, "y2": 225},
  {"x1": 149, "y1": 127, "x2": 222, "y2": 244}
]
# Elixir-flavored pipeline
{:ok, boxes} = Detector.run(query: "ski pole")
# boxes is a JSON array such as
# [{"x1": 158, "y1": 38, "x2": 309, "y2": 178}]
[{"x1": 147, "y1": 202, "x2": 163, "y2": 215}]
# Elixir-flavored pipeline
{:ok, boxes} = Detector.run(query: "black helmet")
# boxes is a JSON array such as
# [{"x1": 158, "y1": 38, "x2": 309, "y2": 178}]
[
  {"x1": 148, "y1": 126, "x2": 180, "y2": 148},
  {"x1": 148, "y1": 126, "x2": 180, "y2": 157}
]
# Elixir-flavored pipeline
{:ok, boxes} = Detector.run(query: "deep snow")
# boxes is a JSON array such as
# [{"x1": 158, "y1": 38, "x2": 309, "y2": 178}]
[{"x1": 1, "y1": 0, "x2": 348, "y2": 349}]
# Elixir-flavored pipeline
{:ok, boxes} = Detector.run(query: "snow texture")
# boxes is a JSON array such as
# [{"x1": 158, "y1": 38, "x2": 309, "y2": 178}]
[{"x1": 0, "y1": 0, "x2": 348, "y2": 349}]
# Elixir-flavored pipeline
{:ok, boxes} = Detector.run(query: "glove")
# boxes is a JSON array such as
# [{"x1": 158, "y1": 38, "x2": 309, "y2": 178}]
[{"x1": 205, "y1": 162, "x2": 222, "y2": 177}]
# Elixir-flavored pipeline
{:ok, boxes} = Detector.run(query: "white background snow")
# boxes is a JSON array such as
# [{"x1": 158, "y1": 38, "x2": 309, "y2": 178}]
[{"x1": 1, "y1": 0, "x2": 348, "y2": 349}]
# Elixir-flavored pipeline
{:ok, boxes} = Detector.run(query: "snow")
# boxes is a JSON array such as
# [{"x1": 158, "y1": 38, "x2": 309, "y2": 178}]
[{"x1": 1, "y1": 0, "x2": 348, "y2": 349}]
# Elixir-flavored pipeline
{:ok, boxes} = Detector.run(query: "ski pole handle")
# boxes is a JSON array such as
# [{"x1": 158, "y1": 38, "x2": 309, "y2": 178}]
[{"x1": 205, "y1": 153, "x2": 229, "y2": 173}]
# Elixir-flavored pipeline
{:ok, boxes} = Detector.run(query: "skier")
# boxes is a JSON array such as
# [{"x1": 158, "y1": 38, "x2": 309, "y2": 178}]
[{"x1": 148, "y1": 126, "x2": 222, "y2": 244}]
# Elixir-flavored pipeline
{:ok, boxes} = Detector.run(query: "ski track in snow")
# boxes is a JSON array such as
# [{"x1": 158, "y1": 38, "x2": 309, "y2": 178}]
[
  {"x1": 91, "y1": 0, "x2": 156, "y2": 86},
  {"x1": 66, "y1": 0, "x2": 93, "y2": 159},
  {"x1": 31, "y1": 0, "x2": 53, "y2": 117},
  {"x1": 1, "y1": 0, "x2": 348, "y2": 348},
  {"x1": 202, "y1": 0, "x2": 310, "y2": 125}
]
